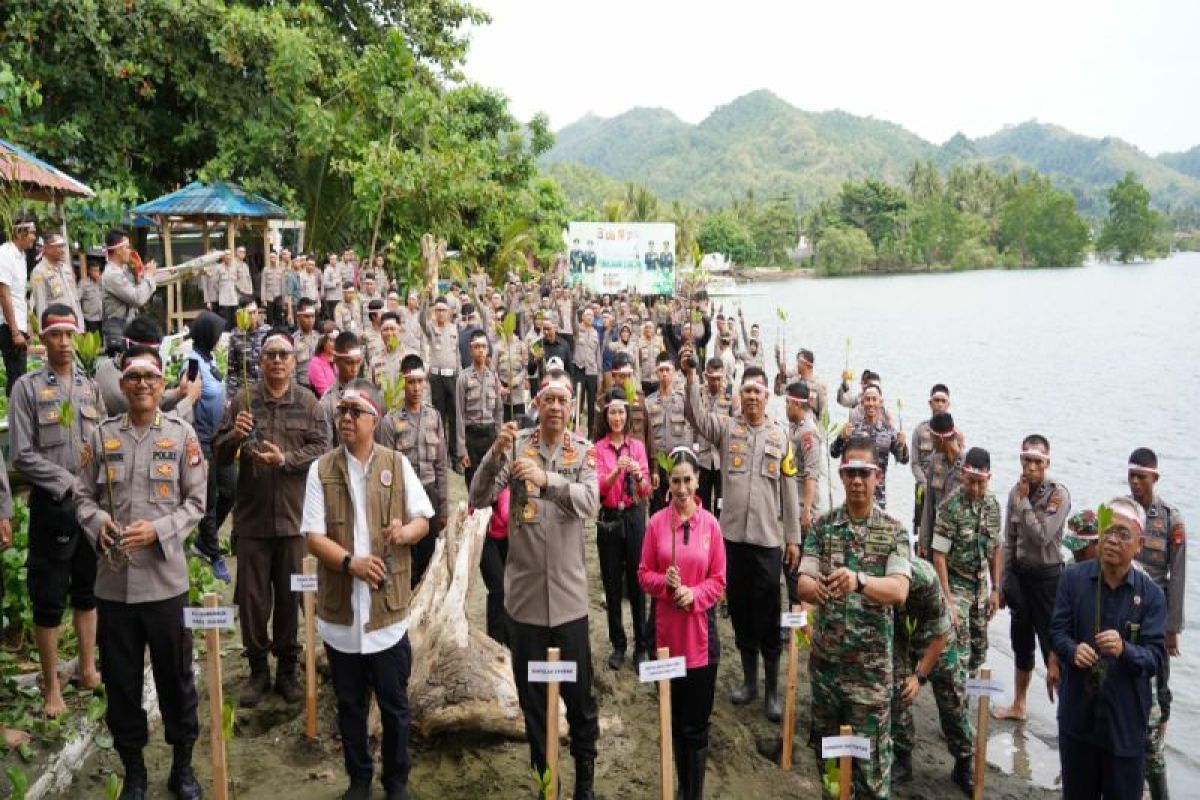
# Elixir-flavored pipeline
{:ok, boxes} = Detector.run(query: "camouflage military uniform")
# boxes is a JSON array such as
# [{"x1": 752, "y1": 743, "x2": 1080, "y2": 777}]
[
  {"x1": 799, "y1": 505, "x2": 912, "y2": 800},
  {"x1": 891, "y1": 557, "x2": 973, "y2": 761},
  {"x1": 931, "y1": 487, "x2": 1002, "y2": 673}
]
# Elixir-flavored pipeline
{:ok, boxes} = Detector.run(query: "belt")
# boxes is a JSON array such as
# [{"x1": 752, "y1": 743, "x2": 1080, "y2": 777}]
[{"x1": 431, "y1": 367, "x2": 456, "y2": 377}]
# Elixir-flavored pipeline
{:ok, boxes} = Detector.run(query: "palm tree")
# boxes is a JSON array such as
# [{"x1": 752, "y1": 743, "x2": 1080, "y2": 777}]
[{"x1": 623, "y1": 183, "x2": 660, "y2": 222}]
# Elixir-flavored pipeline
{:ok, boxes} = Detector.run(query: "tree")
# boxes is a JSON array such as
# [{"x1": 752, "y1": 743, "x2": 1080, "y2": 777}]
[
  {"x1": 622, "y1": 183, "x2": 660, "y2": 222},
  {"x1": 748, "y1": 194, "x2": 798, "y2": 266},
  {"x1": 837, "y1": 179, "x2": 908, "y2": 249},
  {"x1": 998, "y1": 175, "x2": 1090, "y2": 267},
  {"x1": 816, "y1": 227, "x2": 875, "y2": 276},
  {"x1": 1096, "y1": 172, "x2": 1166, "y2": 262},
  {"x1": 697, "y1": 213, "x2": 754, "y2": 265},
  {"x1": 904, "y1": 196, "x2": 964, "y2": 267}
]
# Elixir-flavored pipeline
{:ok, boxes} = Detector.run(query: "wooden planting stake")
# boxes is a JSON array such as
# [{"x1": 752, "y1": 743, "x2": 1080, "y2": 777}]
[
  {"x1": 781, "y1": 605, "x2": 801, "y2": 769},
  {"x1": 655, "y1": 647, "x2": 674, "y2": 800},
  {"x1": 839, "y1": 724, "x2": 852, "y2": 800},
  {"x1": 973, "y1": 667, "x2": 991, "y2": 800},
  {"x1": 203, "y1": 593, "x2": 229, "y2": 800},
  {"x1": 546, "y1": 647, "x2": 561, "y2": 800},
  {"x1": 303, "y1": 555, "x2": 318, "y2": 740}
]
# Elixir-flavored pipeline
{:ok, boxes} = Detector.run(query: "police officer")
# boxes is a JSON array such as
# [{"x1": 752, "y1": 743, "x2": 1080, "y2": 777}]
[
  {"x1": 635, "y1": 320, "x2": 662, "y2": 397},
  {"x1": 10, "y1": 307, "x2": 103, "y2": 717},
  {"x1": 994, "y1": 434, "x2": 1070, "y2": 722},
  {"x1": 292, "y1": 299, "x2": 321, "y2": 391},
  {"x1": 215, "y1": 329, "x2": 327, "y2": 708},
  {"x1": 376, "y1": 355, "x2": 449, "y2": 588},
  {"x1": 911, "y1": 384, "x2": 955, "y2": 537},
  {"x1": 100, "y1": 228, "x2": 158, "y2": 323},
  {"x1": 302, "y1": 379, "x2": 433, "y2": 800},
  {"x1": 784, "y1": 381, "x2": 823, "y2": 534},
  {"x1": 1128, "y1": 447, "x2": 1185, "y2": 800},
  {"x1": 645, "y1": 352, "x2": 691, "y2": 514},
  {"x1": 318, "y1": 331, "x2": 366, "y2": 447},
  {"x1": 572, "y1": 308, "x2": 601, "y2": 434},
  {"x1": 695, "y1": 357, "x2": 737, "y2": 514},
  {"x1": 456, "y1": 330, "x2": 503, "y2": 491},
  {"x1": 74, "y1": 345, "x2": 207, "y2": 800},
  {"x1": 797, "y1": 437, "x2": 912, "y2": 800},
  {"x1": 422, "y1": 295, "x2": 461, "y2": 464},
  {"x1": 260, "y1": 250, "x2": 286, "y2": 326},
  {"x1": 931, "y1": 447, "x2": 1003, "y2": 678},
  {"x1": 644, "y1": 242, "x2": 658, "y2": 272},
  {"x1": 916, "y1": 412, "x2": 964, "y2": 556},
  {"x1": 335, "y1": 282, "x2": 365, "y2": 334},
  {"x1": 683, "y1": 353, "x2": 799, "y2": 722},
  {"x1": 492, "y1": 318, "x2": 530, "y2": 421},
  {"x1": 468, "y1": 369, "x2": 600, "y2": 800},
  {"x1": 773, "y1": 347, "x2": 827, "y2": 423},
  {"x1": 29, "y1": 232, "x2": 82, "y2": 323},
  {"x1": 371, "y1": 311, "x2": 407, "y2": 385}
]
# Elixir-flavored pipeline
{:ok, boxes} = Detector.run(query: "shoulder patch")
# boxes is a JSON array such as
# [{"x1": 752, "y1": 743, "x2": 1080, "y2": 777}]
[
  {"x1": 186, "y1": 437, "x2": 202, "y2": 467},
  {"x1": 1171, "y1": 523, "x2": 1186, "y2": 547}
]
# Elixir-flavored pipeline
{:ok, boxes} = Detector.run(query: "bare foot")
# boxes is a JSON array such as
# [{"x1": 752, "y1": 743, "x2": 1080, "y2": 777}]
[
  {"x1": 991, "y1": 703, "x2": 1027, "y2": 721},
  {"x1": 43, "y1": 689, "x2": 67, "y2": 719},
  {"x1": 77, "y1": 669, "x2": 103, "y2": 691},
  {"x1": 3, "y1": 728, "x2": 31, "y2": 749}
]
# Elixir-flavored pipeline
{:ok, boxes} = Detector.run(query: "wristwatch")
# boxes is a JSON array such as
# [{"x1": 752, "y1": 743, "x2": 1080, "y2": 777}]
[
  {"x1": 916, "y1": 668, "x2": 929, "y2": 686},
  {"x1": 855, "y1": 571, "x2": 867, "y2": 593},
  {"x1": 342, "y1": 554, "x2": 352, "y2": 574}
]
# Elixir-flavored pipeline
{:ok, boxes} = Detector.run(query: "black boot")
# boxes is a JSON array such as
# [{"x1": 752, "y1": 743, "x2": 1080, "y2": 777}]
[
  {"x1": 893, "y1": 750, "x2": 913, "y2": 784},
  {"x1": 275, "y1": 660, "x2": 303, "y2": 704},
  {"x1": 1148, "y1": 772, "x2": 1170, "y2": 800},
  {"x1": 239, "y1": 662, "x2": 271, "y2": 708},
  {"x1": 573, "y1": 757, "x2": 596, "y2": 800},
  {"x1": 763, "y1": 655, "x2": 782, "y2": 722},
  {"x1": 730, "y1": 651, "x2": 758, "y2": 705},
  {"x1": 673, "y1": 736, "x2": 689, "y2": 800},
  {"x1": 118, "y1": 749, "x2": 148, "y2": 800},
  {"x1": 950, "y1": 755, "x2": 973, "y2": 795},
  {"x1": 689, "y1": 745, "x2": 709, "y2": 800},
  {"x1": 167, "y1": 743, "x2": 203, "y2": 799}
]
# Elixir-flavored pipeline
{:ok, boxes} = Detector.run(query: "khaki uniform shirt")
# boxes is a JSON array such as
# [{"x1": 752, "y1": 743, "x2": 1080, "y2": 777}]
[
  {"x1": 334, "y1": 299, "x2": 364, "y2": 334},
  {"x1": 1003, "y1": 478, "x2": 1070, "y2": 570},
  {"x1": 684, "y1": 377, "x2": 801, "y2": 547},
  {"x1": 293, "y1": 329, "x2": 321, "y2": 387},
  {"x1": 260, "y1": 264, "x2": 285, "y2": 303},
  {"x1": 29, "y1": 258, "x2": 82, "y2": 323},
  {"x1": 645, "y1": 384, "x2": 691, "y2": 459},
  {"x1": 101, "y1": 261, "x2": 157, "y2": 321},
  {"x1": 322, "y1": 265, "x2": 341, "y2": 301},
  {"x1": 74, "y1": 412, "x2": 207, "y2": 603},
  {"x1": 79, "y1": 277, "x2": 103, "y2": 323},
  {"x1": 695, "y1": 384, "x2": 736, "y2": 470},
  {"x1": 370, "y1": 343, "x2": 407, "y2": 387},
  {"x1": 397, "y1": 306, "x2": 424, "y2": 356},
  {"x1": 235, "y1": 259, "x2": 253, "y2": 297},
  {"x1": 493, "y1": 337, "x2": 530, "y2": 406},
  {"x1": 377, "y1": 403, "x2": 449, "y2": 518},
  {"x1": 422, "y1": 316, "x2": 459, "y2": 373},
  {"x1": 455, "y1": 364, "x2": 503, "y2": 456},
  {"x1": 469, "y1": 428, "x2": 599, "y2": 626},
  {"x1": 1136, "y1": 497, "x2": 1187, "y2": 633},
  {"x1": 10, "y1": 367, "x2": 103, "y2": 500},
  {"x1": 635, "y1": 334, "x2": 663, "y2": 384},
  {"x1": 573, "y1": 326, "x2": 600, "y2": 376}
]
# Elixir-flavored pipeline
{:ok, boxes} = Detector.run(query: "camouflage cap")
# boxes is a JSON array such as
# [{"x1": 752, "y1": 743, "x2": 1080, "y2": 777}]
[{"x1": 1064, "y1": 509, "x2": 1099, "y2": 551}]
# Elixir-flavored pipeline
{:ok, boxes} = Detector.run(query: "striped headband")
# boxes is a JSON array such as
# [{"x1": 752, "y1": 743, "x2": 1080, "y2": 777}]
[
  {"x1": 339, "y1": 389, "x2": 379, "y2": 416},
  {"x1": 962, "y1": 465, "x2": 991, "y2": 477},
  {"x1": 1109, "y1": 506, "x2": 1145, "y2": 536},
  {"x1": 402, "y1": 367, "x2": 427, "y2": 379},
  {"x1": 605, "y1": 397, "x2": 628, "y2": 409},
  {"x1": 105, "y1": 237, "x2": 130, "y2": 252},
  {"x1": 784, "y1": 395, "x2": 808, "y2": 406},
  {"x1": 932, "y1": 427, "x2": 956, "y2": 439},
  {"x1": 740, "y1": 374, "x2": 769, "y2": 390},
  {"x1": 536, "y1": 376, "x2": 574, "y2": 400},
  {"x1": 1127, "y1": 463, "x2": 1159, "y2": 476},
  {"x1": 262, "y1": 333, "x2": 294, "y2": 351},
  {"x1": 929, "y1": 391, "x2": 949, "y2": 401},
  {"x1": 796, "y1": 352, "x2": 813, "y2": 366},
  {"x1": 42, "y1": 314, "x2": 79, "y2": 333},
  {"x1": 838, "y1": 458, "x2": 879, "y2": 473},
  {"x1": 122, "y1": 357, "x2": 162, "y2": 377},
  {"x1": 1019, "y1": 449, "x2": 1049, "y2": 461},
  {"x1": 334, "y1": 347, "x2": 363, "y2": 358}
]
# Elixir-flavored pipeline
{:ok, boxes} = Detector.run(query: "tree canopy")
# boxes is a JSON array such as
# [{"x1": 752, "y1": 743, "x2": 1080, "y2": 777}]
[{"x1": 1096, "y1": 172, "x2": 1169, "y2": 262}]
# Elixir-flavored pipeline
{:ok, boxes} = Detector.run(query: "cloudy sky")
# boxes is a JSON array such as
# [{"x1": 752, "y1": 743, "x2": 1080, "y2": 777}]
[{"x1": 463, "y1": 0, "x2": 1199, "y2": 156}]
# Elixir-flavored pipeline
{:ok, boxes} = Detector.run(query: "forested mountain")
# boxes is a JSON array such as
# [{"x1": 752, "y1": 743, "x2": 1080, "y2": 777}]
[{"x1": 541, "y1": 90, "x2": 1200, "y2": 215}]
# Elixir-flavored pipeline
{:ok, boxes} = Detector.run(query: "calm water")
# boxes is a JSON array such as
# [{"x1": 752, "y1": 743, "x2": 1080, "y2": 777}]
[{"x1": 734, "y1": 253, "x2": 1200, "y2": 786}]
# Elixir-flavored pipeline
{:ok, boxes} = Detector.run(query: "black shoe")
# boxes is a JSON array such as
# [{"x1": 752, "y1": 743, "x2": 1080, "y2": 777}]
[
  {"x1": 118, "y1": 750, "x2": 148, "y2": 800},
  {"x1": 950, "y1": 756, "x2": 973, "y2": 795},
  {"x1": 893, "y1": 750, "x2": 913, "y2": 785},
  {"x1": 275, "y1": 669, "x2": 303, "y2": 704},
  {"x1": 341, "y1": 782, "x2": 371, "y2": 800},
  {"x1": 607, "y1": 649, "x2": 626, "y2": 670},
  {"x1": 239, "y1": 668, "x2": 271, "y2": 708},
  {"x1": 689, "y1": 745, "x2": 709, "y2": 800},
  {"x1": 632, "y1": 648, "x2": 649, "y2": 670},
  {"x1": 763, "y1": 656, "x2": 782, "y2": 722},
  {"x1": 119, "y1": 780, "x2": 147, "y2": 800},
  {"x1": 167, "y1": 743, "x2": 203, "y2": 799},
  {"x1": 573, "y1": 757, "x2": 596, "y2": 800},
  {"x1": 385, "y1": 785, "x2": 409, "y2": 800},
  {"x1": 730, "y1": 651, "x2": 758, "y2": 705}
]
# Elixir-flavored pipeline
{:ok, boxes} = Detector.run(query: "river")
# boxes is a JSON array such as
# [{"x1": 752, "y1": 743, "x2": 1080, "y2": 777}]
[{"x1": 732, "y1": 252, "x2": 1200, "y2": 790}]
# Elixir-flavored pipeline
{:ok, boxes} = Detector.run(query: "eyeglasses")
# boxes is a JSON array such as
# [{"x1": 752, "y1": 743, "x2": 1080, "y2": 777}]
[
  {"x1": 261, "y1": 350, "x2": 292, "y2": 361},
  {"x1": 336, "y1": 405, "x2": 375, "y2": 420},
  {"x1": 1104, "y1": 526, "x2": 1138, "y2": 543},
  {"x1": 122, "y1": 373, "x2": 161, "y2": 385}
]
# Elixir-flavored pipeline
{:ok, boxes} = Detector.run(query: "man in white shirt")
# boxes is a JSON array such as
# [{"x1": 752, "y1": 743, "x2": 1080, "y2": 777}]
[
  {"x1": 302, "y1": 379, "x2": 432, "y2": 800},
  {"x1": 0, "y1": 216, "x2": 36, "y2": 394}
]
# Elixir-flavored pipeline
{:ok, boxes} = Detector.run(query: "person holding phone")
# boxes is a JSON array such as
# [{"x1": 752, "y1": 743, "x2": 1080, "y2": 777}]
[{"x1": 186, "y1": 311, "x2": 230, "y2": 581}]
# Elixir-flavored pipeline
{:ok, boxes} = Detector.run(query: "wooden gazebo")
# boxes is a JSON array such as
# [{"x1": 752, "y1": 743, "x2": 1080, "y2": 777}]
[{"x1": 0, "y1": 137, "x2": 95, "y2": 253}]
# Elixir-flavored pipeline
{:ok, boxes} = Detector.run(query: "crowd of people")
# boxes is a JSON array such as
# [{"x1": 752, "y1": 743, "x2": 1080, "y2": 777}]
[{"x1": 0, "y1": 216, "x2": 1184, "y2": 800}]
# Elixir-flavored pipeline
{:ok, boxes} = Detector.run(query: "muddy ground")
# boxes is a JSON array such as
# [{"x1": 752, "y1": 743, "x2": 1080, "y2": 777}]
[{"x1": 46, "y1": 475, "x2": 1059, "y2": 799}]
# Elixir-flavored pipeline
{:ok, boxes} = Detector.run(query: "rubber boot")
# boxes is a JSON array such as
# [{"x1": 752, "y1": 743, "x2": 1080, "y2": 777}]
[
  {"x1": 118, "y1": 748, "x2": 148, "y2": 800},
  {"x1": 1148, "y1": 773, "x2": 1170, "y2": 800},
  {"x1": 673, "y1": 736, "x2": 689, "y2": 799},
  {"x1": 167, "y1": 742, "x2": 203, "y2": 799},
  {"x1": 893, "y1": 750, "x2": 913, "y2": 784},
  {"x1": 689, "y1": 745, "x2": 709, "y2": 800},
  {"x1": 730, "y1": 651, "x2": 758, "y2": 705},
  {"x1": 950, "y1": 755, "x2": 973, "y2": 795},
  {"x1": 763, "y1": 655, "x2": 782, "y2": 722},
  {"x1": 573, "y1": 757, "x2": 596, "y2": 800},
  {"x1": 239, "y1": 661, "x2": 271, "y2": 708}
]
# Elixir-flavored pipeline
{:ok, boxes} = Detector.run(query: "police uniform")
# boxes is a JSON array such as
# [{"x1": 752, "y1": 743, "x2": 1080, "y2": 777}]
[
  {"x1": 79, "y1": 276, "x2": 104, "y2": 333},
  {"x1": 260, "y1": 263, "x2": 286, "y2": 325},
  {"x1": 235, "y1": 258, "x2": 253, "y2": 298},
  {"x1": 916, "y1": 438, "x2": 964, "y2": 555},
  {"x1": 73, "y1": 411, "x2": 206, "y2": 774},
  {"x1": 10, "y1": 366, "x2": 103, "y2": 629},
  {"x1": 773, "y1": 368, "x2": 827, "y2": 422},
  {"x1": 645, "y1": 383, "x2": 691, "y2": 513},
  {"x1": 455, "y1": 363, "x2": 503, "y2": 490},
  {"x1": 101, "y1": 261, "x2": 157, "y2": 322},
  {"x1": 931, "y1": 486, "x2": 1001, "y2": 673},
  {"x1": 789, "y1": 414, "x2": 825, "y2": 521},
  {"x1": 492, "y1": 336, "x2": 529, "y2": 421},
  {"x1": 572, "y1": 326, "x2": 600, "y2": 433},
  {"x1": 422, "y1": 315, "x2": 461, "y2": 461},
  {"x1": 334, "y1": 298, "x2": 365, "y2": 334},
  {"x1": 468, "y1": 426, "x2": 601, "y2": 781},
  {"x1": 318, "y1": 380, "x2": 352, "y2": 448},
  {"x1": 830, "y1": 418, "x2": 908, "y2": 508},
  {"x1": 634, "y1": 333, "x2": 662, "y2": 396},
  {"x1": 799, "y1": 505, "x2": 912, "y2": 800},
  {"x1": 369, "y1": 342, "x2": 407, "y2": 387},
  {"x1": 377, "y1": 403, "x2": 449, "y2": 588},
  {"x1": 397, "y1": 305, "x2": 424, "y2": 356},
  {"x1": 1002, "y1": 478, "x2": 1070, "y2": 673},
  {"x1": 293, "y1": 329, "x2": 321, "y2": 390},
  {"x1": 29, "y1": 258, "x2": 82, "y2": 323},
  {"x1": 695, "y1": 383, "x2": 735, "y2": 513}
]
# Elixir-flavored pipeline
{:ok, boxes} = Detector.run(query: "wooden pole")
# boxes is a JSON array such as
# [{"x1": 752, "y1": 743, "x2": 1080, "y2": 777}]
[
  {"x1": 226, "y1": 218, "x2": 237, "y2": 252},
  {"x1": 303, "y1": 555, "x2": 318, "y2": 741},
  {"x1": 838, "y1": 724, "x2": 852, "y2": 800},
  {"x1": 973, "y1": 667, "x2": 991, "y2": 800},
  {"x1": 203, "y1": 593, "x2": 229, "y2": 800},
  {"x1": 780, "y1": 605, "x2": 801, "y2": 769},
  {"x1": 161, "y1": 217, "x2": 176, "y2": 332},
  {"x1": 545, "y1": 647, "x2": 561, "y2": 800},
  {"x1": 656, "y1": 647, "x2": 674, "y2": 800}
]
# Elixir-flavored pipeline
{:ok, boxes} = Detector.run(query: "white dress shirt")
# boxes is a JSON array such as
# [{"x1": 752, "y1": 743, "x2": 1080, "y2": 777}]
[{"x1": 0, "y1": 241, "x2": 29, "y2": 332}]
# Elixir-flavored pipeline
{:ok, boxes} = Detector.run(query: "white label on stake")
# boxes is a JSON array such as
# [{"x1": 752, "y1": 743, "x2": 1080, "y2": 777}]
[
  {"x1": 527, "y1": 661, "x2": 578, "y2": 683},
  {"x1": 821, "y1": 735, "x2": 872, "y2": 760},
  {"x1": 965, "y1": 678, "x2": 1005, "y2": 698},
  {"x1": 183, "y1": 607, "x2": 235, "y2": 630},
  {"x1": 638, "y1": 656, "x2": 687, "y2": 683},
  {"x1": 780, "y1": 610, "x2": 809, "y2": 628},
  {"x1": 290, "y1": 574, "x2": 318, "y2": 593}
]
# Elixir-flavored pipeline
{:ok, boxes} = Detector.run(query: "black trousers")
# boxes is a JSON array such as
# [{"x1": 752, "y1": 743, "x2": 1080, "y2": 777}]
[
  {"x1": 502, "y1": 402, "x2": 527, "y2": 423},
  {"x1": 411, "y1": 494, "x2": 443, "y2": 590},
  {"x1": 26, "y1": 487, "x2": 96, "y2": 628},
  {"x1": 464, "y1": 422, "x2": 497, "y2": 492},
  {"x1": 1060, "y1": 733, "x2": 1144, "y2": 800},
  {"x1": 218, "y1": 305, "x2": 237, "y2": 332},
  {"x1": 430, "y1": 373, "x2": 458, "y2": 460},
  {"x1": 672, "y1": 663, "x2": 718, "y2": 748},
  {"x1": 322, "y1": 299, "x2": 338, "y2": 322},
  {"x1": 480, "y1": 536, "x2": 509, "y2": 645},
  {"x1": 267, "y1": 297, "x2": 285, "y2": 327},
  {"x1": 234, "y1": 536, "x2": 304, "y2": 668},
  {"x1": 596, "y1": 506, "x2": 648, "y2": 653},
  {"x1": 697, "y1": 466, "x2": 722, "y2": 515},
  {"x1": 641, "y1": 380, "x2": 658, "y2": 398},
  {"x1": 0, "y1": 324, "x2": 27, "y2": 396},
  {"x1": 576, "y1": 372, "x2": 598, "y2": 435},
  {"x1": 508, "y1": 616, "x2": 599, "y2": 771},
  {"x1": 195, "y1": 443, "x2": 235, "y2": 560},
  {"x1": 1006, "y1": 562, "x2": 1061, "y2": 672},
  {"x1": 98, "y1": 593, "x2": 198, "y2": 753},
  {"x1": 326, "y1": 635, "x2": 412, "y2": 793},
  {"x1": 726, "y1": 540, "x2": 783, "y2": 659},
  {"x1": 649, "y1": 465, "x2": 670, "y2": 515}
]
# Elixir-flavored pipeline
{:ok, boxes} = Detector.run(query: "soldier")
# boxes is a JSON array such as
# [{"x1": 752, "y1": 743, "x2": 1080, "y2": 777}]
[
  {"x1": 797, "y1": 438, "x2": 912, "y2": 800},
  {"x1": 456, "y1": 331, "x2": 503, "y2": 490},
  {"x1": 260, "y1": 250, "x2": 286, "y2": 326},
  {"x1": 783, "y1": 382, "x2": 822, "y2": 531},
  {"x1": 370, "y1": 311, "x2": 406, "y2": 386},
  {"x1": 74, "y1": 345, "x2": 207, "y2": 800},
  {"x1": 101, "y1": 228, "x2": 158, "y2": 323},
  {"x1": 468, "y1": 370, "x2": 601, "y2": 800},
  {"x1": 645, "y1": 352, "x2": 691, "y2": 514},
  {"x1": 993, "y1": 434, "x2": 1070, "y2": 721},
  {"x1": 830, "y1": 384, "x2": 908, "y2": 508},
  {"x1": 683, "y1": 354, "x2": 799, "y2": 721},
  {"x1": 215, "y1": 329, "x2": 326, "y2": 708},
  {"x1": 931, "y1": 447, "x2": 1003, "y2": 676},
  {"x1": 317, "y1": 332, "x2": 366, "y2": 448},
  {"x1": 492, "y1": 317, "x2": 530, "y2": 422},
  {"x1": 302, "y1": 379, "x2": 433, "y2": 800},
  {"x1": 911, "y1": 385, "x2": 955, "y2": 535},
  {"x1": 29, "y1": 232, "x2": 82, "y2": 323},
  {"x1": 694, "y1": 357, "x2": 738, "y2": 514},
  {"x1": 292, "y1": 299, "x2": 321, "y2": 392},
  {"x1": 1127, "y1": 447, "x2": 1185, "y2": 800},
  {"x1": 376, "y1": 356, "x2": 449, "y2": 589},
  {"x1": 773, "y1": 347, "x2": 827, "y2": 423},
  {"x1": 226, "y1": 298, "x2": 269, "y2": 397},
  {"x1": 916, "y1": 412, "x2": 964, "y2": 556},
  {"x1": 572, "y1": 307, "x2": 601, "y2": 435},
  {"x1": 10, "y1": 307, "x2": 104, "y2": 717},
  {"x1": 422, "y1": 295, "x2": 461, "y2": 464}
]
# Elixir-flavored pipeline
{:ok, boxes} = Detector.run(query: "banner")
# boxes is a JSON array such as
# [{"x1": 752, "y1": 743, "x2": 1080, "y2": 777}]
[{"x1": 566, "y1": 222, "x2": 676, "y2": 295}]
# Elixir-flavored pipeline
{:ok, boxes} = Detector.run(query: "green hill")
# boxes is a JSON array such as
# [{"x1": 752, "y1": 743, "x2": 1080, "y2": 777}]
[{"x1": 541, "y1": 91, "x2": 1200, "y2": 215}]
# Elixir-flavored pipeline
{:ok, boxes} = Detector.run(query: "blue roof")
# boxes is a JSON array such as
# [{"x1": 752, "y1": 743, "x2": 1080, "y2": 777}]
[{"x1": 130, "y1": 181, "x2": 288, "y2": 219}]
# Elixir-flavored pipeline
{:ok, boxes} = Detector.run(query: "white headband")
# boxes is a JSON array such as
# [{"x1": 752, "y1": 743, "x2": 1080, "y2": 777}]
[
  {"x1": 339, "y1": 389, "x2": 379, "y2": 416},
  {"x1": 784, "y1": 395, "x2": 808, "y2": 406},
  {"x1": 122, "y1": 357, "x2": 162, "y2": 377},
  {"x1": 962, "y1": 465, "x2": 991, "y2": 478},
  {"x1": 402, "y1": 367, "x2": 426, "y2": 379},
  {"x1": 41, "y1": 316, "x2": 80, "y2": 333},
  {"x1": 1127, "y1": 463, "x2": 1159, "y2": 476},
  {"x1": 740, "y1": 375, "x2": 768, "y2": 391},
  {"x1": 839, "y1": 459, "x2": 879, "y2": 473},
  {"x1": 262, "y1": 333, "x2": 294, "y2": 352},
  {"x1": 335, "y1": 347, "x2": 363, "y2": 358},
  {"x1": 1019, "y1": 449, "x2": 1049, "y2": 461},
  {"x1": 105, "y1": 237, "x2": 130, "y2": 252}
]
